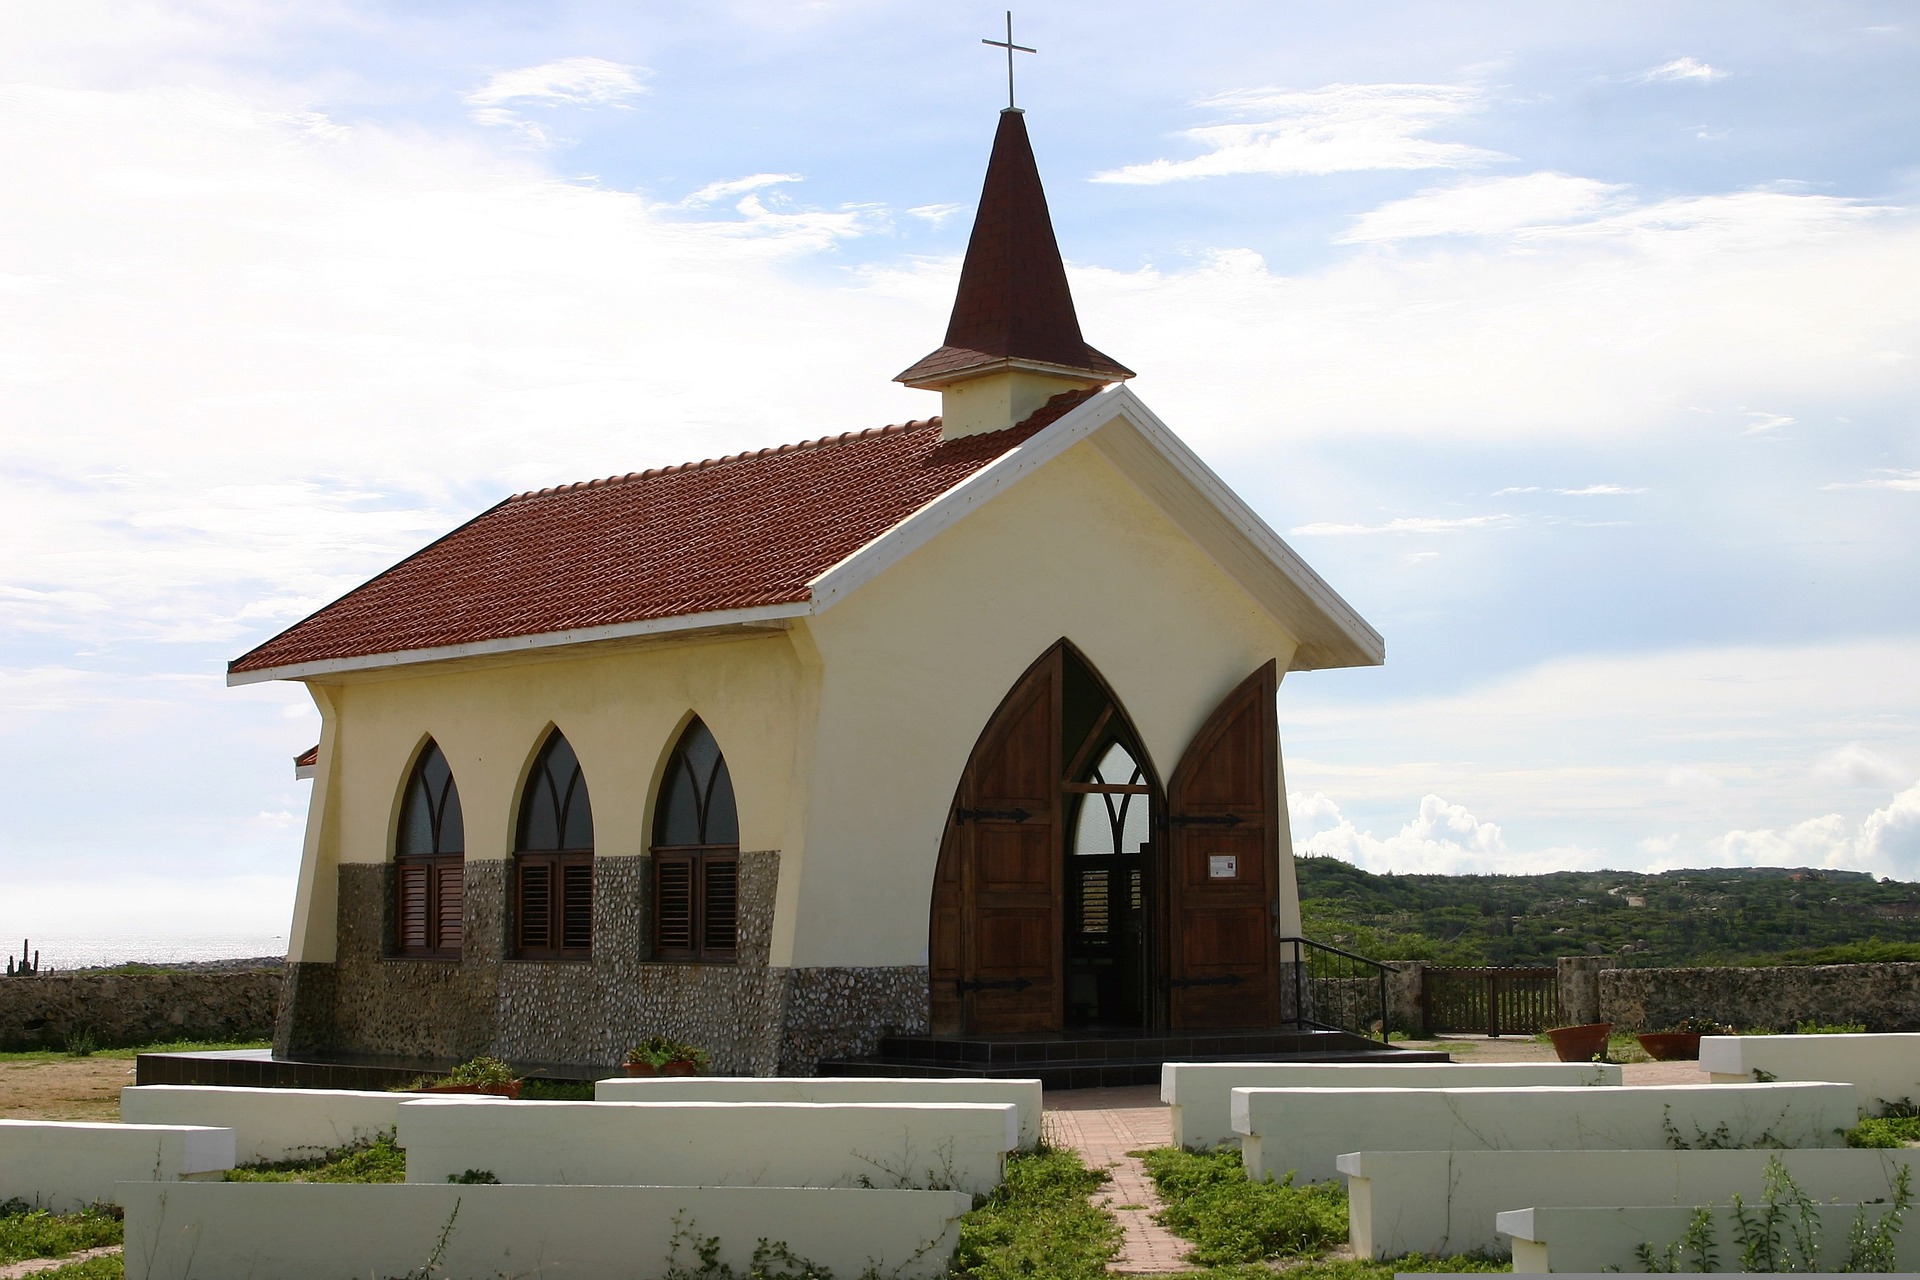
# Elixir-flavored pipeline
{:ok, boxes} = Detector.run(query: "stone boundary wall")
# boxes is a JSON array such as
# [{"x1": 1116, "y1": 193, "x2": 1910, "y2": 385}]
[
  {"x1": 1596, "y1": 961, "x2": 1920, "y2": 1032},
  {"x1": 0, "y1": 969, "x2": 282, "y2": 1051}
]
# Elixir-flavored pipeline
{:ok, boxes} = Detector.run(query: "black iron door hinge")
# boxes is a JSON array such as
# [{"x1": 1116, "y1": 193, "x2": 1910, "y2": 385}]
[{"x1": 955, "y1": 806, "x2": 1032, "y2": 825}]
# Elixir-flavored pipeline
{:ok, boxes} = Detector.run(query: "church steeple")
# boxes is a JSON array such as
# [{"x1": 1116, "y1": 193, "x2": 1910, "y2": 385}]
[{"x1": 898, "y1": 109, "x2": 1132, "y2": 438}]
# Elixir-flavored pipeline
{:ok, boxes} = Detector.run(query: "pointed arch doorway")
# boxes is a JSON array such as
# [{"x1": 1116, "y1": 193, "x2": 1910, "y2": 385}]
[{"x1": 930, "y1": 643, "x2": 1285, "y2": 1036}]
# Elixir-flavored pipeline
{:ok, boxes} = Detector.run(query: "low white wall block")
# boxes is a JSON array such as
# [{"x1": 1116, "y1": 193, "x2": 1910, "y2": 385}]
[
  {"x1": 1500, "y1": 1201, "x2": 1920, "y2": 1274},
  {"x1": 1162, "y1": 1061, "x2": 1622, "y2": 1150},
  {"x1": 0, "y1": 1119, "x2": 235, "y2": 1212},
  {"x1": 121, "y1": 1085, "x2": 429, "y2": 1164},
  {"x1": 120, "y1": 1181, "x2": 971, "y2": 1280},
  {"x1": 1701, "y1": 1032, "x2": 1920, "y2": 1111},
  {"x1": 594, "y1": 1076, "x2": 1045, "y2": 1149},
  {"x1": 1234, "y1": 1081, "x2": 1857, "y2": 1184},
  {"x1": 397, "y1": 1098, "x2": 1019, "y2": 1196},
  {"x1": 1341, "y1": 1146, "x2": 1920, "y2": 1259}
]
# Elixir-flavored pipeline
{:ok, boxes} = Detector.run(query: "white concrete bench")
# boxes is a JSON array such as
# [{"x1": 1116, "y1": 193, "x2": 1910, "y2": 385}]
[
  {"x1": 1702, "y1": 1032, "x2": 1920, "y2": 1111},
  {"x1": 1341, "y1": 1146, "x2": 1920, "y2": 1259},
  {"x1": 595, "y1": 1075, "x2": 1045, "y2": 1149},
  {"x1": 1501, "y1": 1201, "x2": 1920, "y2": 1274},
  {"x1": 121, "y1": 1085, "x2": 429, "y2": 1164},
  {"x1": 120, "y1": 1181, "x2": 970, "y2": 1280},
  {"x1": 397, "y1": 1098, "x2": 1018, "y2": 1195},
  {"x1": 1163, "y1": 1061, "x2": 1621, "y2": 1150},
  {"x1": 1234, "y1": 1081, "x2": 1857, "y2": 1183},
  {"x1": 0, "y1": 1119, "x2": 235, "y2": 1211}
]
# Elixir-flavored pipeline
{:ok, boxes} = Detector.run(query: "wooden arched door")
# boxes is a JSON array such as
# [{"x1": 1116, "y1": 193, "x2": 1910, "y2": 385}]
[
  {"x1": 930, "y1": 648, "x2": 1062, "y2": 1034},
  {"x1": 1165, "y1": 661, "x2": 1284, "y2": 1029}
]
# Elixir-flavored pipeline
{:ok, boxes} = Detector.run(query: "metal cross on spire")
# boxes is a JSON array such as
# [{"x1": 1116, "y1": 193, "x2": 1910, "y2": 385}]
[{"x1": 981, "y1": 11, "x2": 1035, "y2": 111}]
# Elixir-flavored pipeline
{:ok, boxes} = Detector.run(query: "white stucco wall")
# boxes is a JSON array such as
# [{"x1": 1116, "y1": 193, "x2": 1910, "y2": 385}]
[
  {"x1": 1702, "y1": 1032, "x2": 1920, "y2": 1110},
  {"x1": 0, "y1": 1120, "x2": 234, "y2": 1211},
  {"x1": 287, "y1": 631, "x2": 812, "y2": 963},
  {"x1": 790, "y1": 439, "x2": 1306, "y2": 968},
  {"x1": 121, "y1": 1086, "x2": 429, "y2": 1164},
  {"x1": 592, "y1": 1076, "x2": 1043, "y2": 1148}
]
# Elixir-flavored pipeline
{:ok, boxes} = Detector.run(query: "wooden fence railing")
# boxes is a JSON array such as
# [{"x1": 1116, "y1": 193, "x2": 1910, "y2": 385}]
[{"x1": 1421, "y1": 966, "x2": 1562, "y2": 1036}]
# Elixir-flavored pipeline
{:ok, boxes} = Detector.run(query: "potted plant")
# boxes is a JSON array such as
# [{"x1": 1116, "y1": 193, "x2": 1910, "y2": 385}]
[
  {"x1": 623, "y1": 1035, "x2": 710, "y2": 1077},
  {"x1": 1637, "y1": 1016, "x2": 1726, "y2": 1061},
  {"x1": 423, "y1": 1055, "x2": 523, "y2": 1099},
  {"x1": 1544, "y1": 1022, "x2": 1613, "y2": 1063}
]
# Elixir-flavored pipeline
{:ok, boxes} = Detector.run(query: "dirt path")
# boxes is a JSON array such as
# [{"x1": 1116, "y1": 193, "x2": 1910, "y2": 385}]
[
  {"x1": 0, "y1": 1057, "x2": 132, "y2": 1122},
  {"x1": 0, "y1": 1247, "x2": 121, "y2": 1279}
]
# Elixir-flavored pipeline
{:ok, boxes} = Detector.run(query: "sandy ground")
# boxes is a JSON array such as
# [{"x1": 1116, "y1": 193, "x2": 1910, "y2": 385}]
[{"x1": 0, "y1": 1057, "x2": 135, "y2": 1122}]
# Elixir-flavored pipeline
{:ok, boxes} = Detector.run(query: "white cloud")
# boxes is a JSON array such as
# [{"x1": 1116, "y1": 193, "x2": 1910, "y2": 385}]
[
  {"x1": 1640, "y1": 57, "x2": 1726, "y2": 84},
  {"x1": 1813, "y1": 744, "x2": 1911, "y2": 790},
  {"x1": 1292, "y1": 791, "x2": 1606, "y2": 874},
  {"x1": 1289, "y1": 515, "x2": 1512, "y2": 536},
  {"x1": 1282, "y1": 638, "x2": 1920, "y2": 873},
  {"x1": 1342, "y1": 172, "x2": 1628, "y2": 243},
  {"x1": 1825, "y1": 469, "x2": 1920, "y2": 492},
  {"x1": 907, "y1": 203, "x2": 964, "y2": 228},
  {"x1": 679, "y1": 172, "x2": 803, "y2": 208},
  {"x1": 465, "y1": 57, "x2": 649, "y2": 144},
  {"x1": 1743, "y1": 411, "x2": 1797, "y2": 434},
  {"x1": 1555, "y1": 484, "x2": 1644, "y2": 496},
  {"x1": 1093, "y1": 83, "x2": 1505, "y2": 185}
]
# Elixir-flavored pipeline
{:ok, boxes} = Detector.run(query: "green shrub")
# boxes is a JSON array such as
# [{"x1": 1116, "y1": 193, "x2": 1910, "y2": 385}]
[
  {"x1": 1846, "y1": 1115, "x2": 1920, "y2": 1149},
  {"x1": 952, "y1": 1145, "x2": 1118, "y2": 1280},
  {"x1": 223, "y1": 1132, "x2": 407, "y2": 1183},
  {"x1": 28, "y1": 1256, "x2": 123, "y2": 1280},
  {"x1": 0, "y1": 1204, "x2": 122, "y2": 1266},
  {"x1": 1138, "y1": 1146, "x2": 1348, "y2": 1266},
  {"x1": 440, "y1": 1055, "x2": 519, "y2": 1086}
]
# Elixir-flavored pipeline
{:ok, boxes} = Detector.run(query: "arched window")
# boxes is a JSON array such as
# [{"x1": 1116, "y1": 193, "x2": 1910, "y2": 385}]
[
  {"x1": 651, "y1": 718, "x2": 739, "y2": 962},
  {"x1": 514, "y1": 730, "x2": 593, "y2": 959},
  {"x1": 395, "y1": 740, "x2": 463, "y2": 959}
]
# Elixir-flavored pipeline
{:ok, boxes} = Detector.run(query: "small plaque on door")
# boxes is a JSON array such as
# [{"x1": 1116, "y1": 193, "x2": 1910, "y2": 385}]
[{"x1": 1208, "y1": 855, "x2": 1238, "y2": 879}]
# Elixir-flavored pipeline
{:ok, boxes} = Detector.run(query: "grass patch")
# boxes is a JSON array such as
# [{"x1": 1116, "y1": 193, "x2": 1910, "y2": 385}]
[
  {"x1": 0, "y1": 1038, "x2": 270, "y2": 1064},
  {"x1": 0, "y1": 1203, "x2": 123, "y2": 1266},
  {"x1": 519, "y1": 1079, "x2": 595, "y2": 1101},
  {"x1": 26, "y1": 1255, "x2": 122, "y2": 1280},
  {"x1": 1847, "y1": 1115, "x2": 1920, "y2": 1148},
  {"x1": 953, "y1": 1145, "x2": 1119, "y2": 1280},
  {"x1": 1137, "y1": 1146, "x2": 1347, "y2": 1266},
  {"x1": 222, "y1": 1131, "x2": 407, "y2": 1183}
]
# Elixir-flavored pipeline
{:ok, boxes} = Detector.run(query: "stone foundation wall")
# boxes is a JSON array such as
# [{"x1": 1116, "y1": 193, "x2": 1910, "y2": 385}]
[
  {"x1": 1598, "y1": 962, "x2": 1920, "y2": 1032},
  {"x1": 1, "y1": 969, "x2": 280, "y2": 1051},
  {"x1": 284, "y1": 851, "x2": 931, "y2": 1074}
]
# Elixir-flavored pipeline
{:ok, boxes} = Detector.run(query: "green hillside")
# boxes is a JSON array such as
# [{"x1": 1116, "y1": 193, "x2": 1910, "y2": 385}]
[{"x1": 1296, "y1": 856, "x2": 1920, "y2": 969}]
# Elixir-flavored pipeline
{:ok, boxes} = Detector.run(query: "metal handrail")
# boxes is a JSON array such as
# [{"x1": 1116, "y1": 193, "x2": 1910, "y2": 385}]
[{"x1": 1277, "y1": 934, "x2": 1392, "y2": 1044}]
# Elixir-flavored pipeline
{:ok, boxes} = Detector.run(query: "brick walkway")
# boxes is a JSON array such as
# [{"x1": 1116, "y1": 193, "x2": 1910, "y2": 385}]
[{"x1": 1045, "y1": 1085, "x2": 1197, "y2": 1274}]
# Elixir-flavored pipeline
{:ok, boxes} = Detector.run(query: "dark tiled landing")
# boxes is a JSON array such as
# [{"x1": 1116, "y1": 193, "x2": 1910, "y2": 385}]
[{"x1": 818, "y1": 1027, "x2": 1448, "y2": 1090}]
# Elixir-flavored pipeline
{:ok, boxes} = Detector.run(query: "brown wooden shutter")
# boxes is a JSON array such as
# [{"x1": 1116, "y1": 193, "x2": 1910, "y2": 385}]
[
  {"x1": 1166, "y1": 660, "x2": 1282, "y2": 1029},
  {"x1": 948, "y1": 650, "x2": 1062, "y2": 1033},
  {"x1": 560, "y1": 858, "x2": 594, "y2": 952},
  {"x1": 517, "y1": 858, "x2": 552, "y2": 952},
  {"x1": 397, "y1": 862, "x2": 429, "y2": 953},
  {"x1": 434, "y1": 858, "x2": 464, "y2": 954},
  {"x1": 655, "y1": 854, "x2": 694, "y2": 959},
  {"x1": 702, "y1": 856, "x2": 738, "y2": 959}
]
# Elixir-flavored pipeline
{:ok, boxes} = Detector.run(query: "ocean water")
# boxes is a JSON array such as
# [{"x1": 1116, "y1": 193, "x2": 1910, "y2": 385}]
[{"x1": 1, "y1": 936, "x2": 287, "y2": 972}]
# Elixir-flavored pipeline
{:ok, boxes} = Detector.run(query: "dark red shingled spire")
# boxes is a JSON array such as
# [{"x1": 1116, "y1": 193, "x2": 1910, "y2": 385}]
[{"x1": 896, "y1": 109, "x2": 1132, "y2": 386}]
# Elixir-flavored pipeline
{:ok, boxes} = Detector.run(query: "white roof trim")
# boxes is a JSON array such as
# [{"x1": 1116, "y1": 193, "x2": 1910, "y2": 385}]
[
  {"x1": 226, "y1": 601, "x2": 810, "y2": 686},
  {"x1": 806, "y1": 385, "x2": 1384, "y2": 668}
]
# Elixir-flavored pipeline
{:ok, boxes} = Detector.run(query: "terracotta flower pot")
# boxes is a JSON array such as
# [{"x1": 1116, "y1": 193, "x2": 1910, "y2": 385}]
[
  {"x1": 1545, "y1": 1022, "x2": 1612, "y2": 1063},
  {"x1": 662, "y1": 1060, "x2": 702, "y2": 1077},
  {"x1": 624, "y1": 1059, "x2": 702, "y2": 1077},
  {"x1": 425, "y1": 1081, "x2": 521, "y2": 1099},
  {"x1": 1637, "y1": 1032, "x2": 1703, "y2": 1061},
  {"x1": 621, "y1": 1062, "x2": 660, "y2": 1077}
]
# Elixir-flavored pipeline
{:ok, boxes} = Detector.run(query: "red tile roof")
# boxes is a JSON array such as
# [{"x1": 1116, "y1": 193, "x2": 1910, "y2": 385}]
[
  {"x1": 897, "y1": 110, "x2": 1132, "y2": 387},
  {"x1": 229, "y1": 390, "x2": 1100, "y2": 677}
]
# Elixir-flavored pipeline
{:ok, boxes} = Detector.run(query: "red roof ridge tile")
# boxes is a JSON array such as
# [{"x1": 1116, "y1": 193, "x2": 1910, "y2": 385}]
[{"x1": 509, "y1": 417, "x2": 945, "y2": 502}]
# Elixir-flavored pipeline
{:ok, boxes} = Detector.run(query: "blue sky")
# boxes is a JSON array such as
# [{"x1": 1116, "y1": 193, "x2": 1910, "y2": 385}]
[{"x1": 2, "y1": 1, "x2": 1917, "y2": 943}]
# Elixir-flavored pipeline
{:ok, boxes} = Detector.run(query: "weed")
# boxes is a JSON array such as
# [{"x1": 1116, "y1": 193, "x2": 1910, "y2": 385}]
[
  {"x1": 25, "y1": 1255, "x2": 123, "y2": 1280},
  {"x1": 660, "y1": 1213, "x2": 834, "y2": 1280},
  {"x1": 62, "y1": 1028, "x2": 98, "y2": 1058},
  {"x1": 1636, "y1": 1206, "x2": 1717, "y2": 1273},
  {"x1": 518, "y1": 1079, "x2": 594, "y2": 1101},
  {"x1": 1793, "y1": 1021, "x2": 1868, "y2": 1035},
  {"x1": 1846, "y1": 1115, "x2": 1920, "y2": 1148},
  {"x1": 952, "y1": 1145, "x2": 1118, "y2": 1280},
  {"x1": 1636, "y1": 1156, "x2": 1913, "y2": 1271},
  {"x1": 1137, "y1": 1146, "x2": 1347, "y2": 1266},
  {"x1": 446, "y1": 1170, "x2": 499, "y2": 1184},
  {"x1": 222, "y1": 1131, "x2": 407, "y2": 1183},
  {"x1": 0, "y1": 1205, "x2": 123, "y2": 1266}
]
